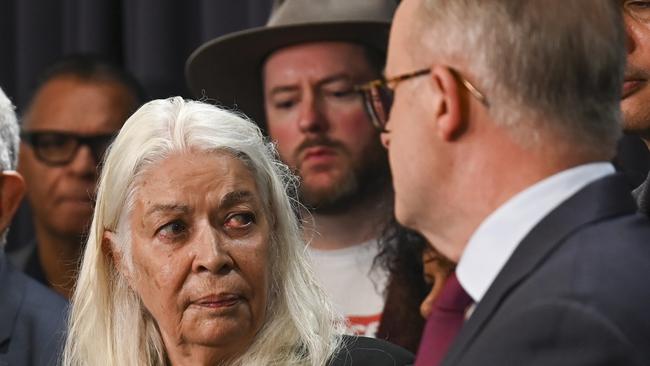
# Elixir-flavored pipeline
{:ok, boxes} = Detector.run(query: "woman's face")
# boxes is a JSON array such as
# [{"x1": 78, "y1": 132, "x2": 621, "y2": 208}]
[{"x1": 120, "y1": 151, "x2": 271, "y2": 364}]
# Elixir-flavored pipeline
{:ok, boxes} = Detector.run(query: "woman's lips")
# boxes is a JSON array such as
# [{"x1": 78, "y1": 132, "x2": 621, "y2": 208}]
[
  {"x1": 623, "y1": 79, "x2": 645, "y2": 99},
  {"x1": 194, "y1": 293, "x2": 242, "y2": 309}
]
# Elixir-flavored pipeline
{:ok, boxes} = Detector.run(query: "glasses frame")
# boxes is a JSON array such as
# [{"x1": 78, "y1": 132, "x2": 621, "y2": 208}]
[
  {"x1": 355, "y1": 67, "x2": 489, "y2": 132},
  {"x1": 20, "y1": 130, "x2": 117, "y2": 167}
]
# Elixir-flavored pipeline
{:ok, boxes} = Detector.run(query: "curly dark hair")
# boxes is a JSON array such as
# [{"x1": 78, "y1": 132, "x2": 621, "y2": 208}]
[{"x1": 374, "y1": 217, "x2": 431, "y2": 352}]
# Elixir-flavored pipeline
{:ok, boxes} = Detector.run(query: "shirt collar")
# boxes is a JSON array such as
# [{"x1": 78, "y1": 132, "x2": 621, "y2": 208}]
[{"x1": 456, "y1": 162, "x2": 615, "y2": 303}]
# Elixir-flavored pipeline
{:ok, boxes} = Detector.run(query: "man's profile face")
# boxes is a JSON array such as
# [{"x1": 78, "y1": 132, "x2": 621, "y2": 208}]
[
  {"x1": 19, "y1": 76, "x2": 135, "y2": 239},
  {"x1": 263, "y1": 41, "x2": 389, "y2": 212},
  {"x1": 382, "y1": 0, "x2": 438, "y2": 231},
  {"x1": 621, "y1": 1, "x2": 650, "y2": 143}
]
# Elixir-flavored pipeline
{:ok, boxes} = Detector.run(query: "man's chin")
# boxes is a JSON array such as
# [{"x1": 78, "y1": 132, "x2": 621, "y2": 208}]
[{"x1": 300, "y1": 182, "x2": 358, "y2": 214}]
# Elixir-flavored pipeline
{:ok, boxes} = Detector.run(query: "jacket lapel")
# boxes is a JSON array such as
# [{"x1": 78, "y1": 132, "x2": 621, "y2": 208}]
[{"x1": 442, "y1": 174, "x2": 637, "y2": 366}]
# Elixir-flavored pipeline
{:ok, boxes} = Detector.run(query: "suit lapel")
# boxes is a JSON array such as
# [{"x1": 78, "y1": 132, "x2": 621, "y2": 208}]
[{"x1": 442, "y1": 174, "x2": 636, "y2": 366}]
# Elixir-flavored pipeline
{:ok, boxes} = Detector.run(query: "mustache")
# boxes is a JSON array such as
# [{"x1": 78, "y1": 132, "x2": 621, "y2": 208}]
[{"x1": 295, "y1": 137, "x2": 347, "y2": 158}]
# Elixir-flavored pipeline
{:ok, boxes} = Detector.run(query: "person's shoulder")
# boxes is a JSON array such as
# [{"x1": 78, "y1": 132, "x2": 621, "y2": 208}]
[
  {"x1": 19, "y1": 269, "x2": 68, "y2": 318},
  {"x1": 328, "y1": 335, "x2": 414, "y2": 366},
  {"x1": 2, "y1": 262, "x2": 68, "y2": 365},
  {"x1": 12, "y1": 267, "x2": 68, "y2": 339}
]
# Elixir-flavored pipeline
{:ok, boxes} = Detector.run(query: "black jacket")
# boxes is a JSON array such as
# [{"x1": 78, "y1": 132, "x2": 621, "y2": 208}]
[{"x1": 329, "y1": 335, "x2": 414, "y2": 365}]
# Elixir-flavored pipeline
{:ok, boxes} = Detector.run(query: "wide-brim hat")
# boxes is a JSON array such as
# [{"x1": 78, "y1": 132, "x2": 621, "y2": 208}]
[{"x1": 185, "y1": 0, "x2": 398, "y2": 128}]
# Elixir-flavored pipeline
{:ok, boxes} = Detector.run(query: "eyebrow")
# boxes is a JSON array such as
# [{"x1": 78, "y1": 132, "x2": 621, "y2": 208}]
[
  {"x1": 268, "y1": 73, "x2": 354, "y2": 97},
  {"x1": 145, "y1": 203, "x2": 190, "y2": 217},
  {"x1": 143, "y1": 190, "x2": 257, "y2": 218},
  {"x1": 219, "y1": 190, "x2": 256, "y2": 208}
]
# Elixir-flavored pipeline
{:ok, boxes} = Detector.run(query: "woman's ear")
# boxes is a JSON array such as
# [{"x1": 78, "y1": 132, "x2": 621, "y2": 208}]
[
  {"x1": 102, "y1": 230, "x2": 131, "y2": 283},
  {"x1": 429, "y1": 66, "x2": 465, "y2": 141},
  {"x1": 0, "y1": 171, "x2": 26, "y2": 234}
]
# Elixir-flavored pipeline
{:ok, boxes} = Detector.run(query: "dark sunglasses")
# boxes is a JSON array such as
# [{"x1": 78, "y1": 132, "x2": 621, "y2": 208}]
[
  {"x1": 355, "y1": 67, "x2": 489, "y2": 132},
  {"x1": 20, "y1": 130, "x2": 117, "y2": 167}
]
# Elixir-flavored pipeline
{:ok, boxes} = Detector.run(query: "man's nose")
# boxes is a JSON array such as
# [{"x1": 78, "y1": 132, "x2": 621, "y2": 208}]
[
  {"x1": 68, "y1": 144, "x2": 98, "y2": 177},
  {"x1": 297, "y1": 93, "x2": 328, "y2": 134}
]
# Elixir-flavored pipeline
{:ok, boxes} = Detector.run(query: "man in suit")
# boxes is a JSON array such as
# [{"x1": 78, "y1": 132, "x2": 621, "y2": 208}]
[
  {"x1": 358, "y1": 0, "x2": 650, "y2": 364},
  {"x1": 8, "y1": 55, "x2": 143, "y2": 299},
  {"x1": 621, "y1": 2, "x2": 650, "y2": 215},
  {"x1": 0, "y1": 86, "x2": 67, "y2": 365}
]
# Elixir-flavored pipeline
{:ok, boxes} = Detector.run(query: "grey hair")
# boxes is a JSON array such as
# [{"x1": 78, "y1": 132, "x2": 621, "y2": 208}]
[
  {"x1": 0, "y1": 87, "x2": 20, "y2": 247},
  {"x1": 64, "y1": 97, "x2": 344, "y2": 366},
  {"x1": 413, "y1": 0, "x2": 624, "y2": 157}
]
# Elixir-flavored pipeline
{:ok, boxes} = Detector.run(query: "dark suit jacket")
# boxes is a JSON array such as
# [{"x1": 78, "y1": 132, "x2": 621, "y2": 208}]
[
  {"x1": 440, "y1": 174, "x2": 650, "y2": 366},
  {"x1": 0, "y1": 252, "x2": 67, "y2": 366},
  {"x1": 329, "y1": 335, "x2": 414, "y2": 365}
]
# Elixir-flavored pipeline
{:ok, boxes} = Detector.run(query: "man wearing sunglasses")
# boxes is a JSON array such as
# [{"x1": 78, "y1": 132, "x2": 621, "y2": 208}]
[
  {"x1": 621, "y1": 1, "x2": 650, "y2": 216},
  {"x1": 8, "y1": 55, "x2": 143, "y2": 299},
  {"x1": 0, "y1": 86, "x2": 67, "y2": 366},
  {"x1": 366, "y1": 0, "x2": 650, "y2": 365}
]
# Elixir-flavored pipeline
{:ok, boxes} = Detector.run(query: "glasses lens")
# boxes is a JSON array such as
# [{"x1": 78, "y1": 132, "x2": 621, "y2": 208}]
[
  {"x1": 86, "y1": 134, "x2": 116, "y2": 163},
  {"x1": 364, "y1": 84, "x2": 393, "y2": 131},
  {"x1": 30, "y1": 133, "x2": 78, "y2": 165}
]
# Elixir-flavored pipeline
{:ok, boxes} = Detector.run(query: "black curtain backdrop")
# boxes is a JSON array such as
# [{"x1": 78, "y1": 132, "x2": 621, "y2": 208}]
[{"x1": 0, "y1": 0, "x2": 273, "y2": 111}]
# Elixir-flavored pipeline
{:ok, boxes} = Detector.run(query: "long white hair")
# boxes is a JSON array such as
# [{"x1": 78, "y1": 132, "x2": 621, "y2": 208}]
[{"x1": 63, "y1": 97, "x2": 344, "y2": 366}]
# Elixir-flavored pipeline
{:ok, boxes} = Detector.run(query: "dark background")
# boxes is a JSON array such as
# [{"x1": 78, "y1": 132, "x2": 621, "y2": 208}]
[{"x1": 0, "y1": 0, "x2": 273, "y2": 111}]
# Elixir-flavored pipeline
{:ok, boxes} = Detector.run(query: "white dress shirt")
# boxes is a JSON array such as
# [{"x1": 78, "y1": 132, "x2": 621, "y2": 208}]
[{"x1": 456, "y1": 162, "x2": 615, "y2": 307}]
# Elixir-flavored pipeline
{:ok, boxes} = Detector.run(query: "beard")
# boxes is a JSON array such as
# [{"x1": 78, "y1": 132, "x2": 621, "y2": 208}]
[{"x1": 295, "y1": 136, "x2": 391, "y2": 215}]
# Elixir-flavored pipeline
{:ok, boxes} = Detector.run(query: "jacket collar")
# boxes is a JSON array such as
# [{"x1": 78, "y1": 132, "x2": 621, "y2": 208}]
[{"x1": 442, "y1": 174, "x2": 637, "y2": 366}]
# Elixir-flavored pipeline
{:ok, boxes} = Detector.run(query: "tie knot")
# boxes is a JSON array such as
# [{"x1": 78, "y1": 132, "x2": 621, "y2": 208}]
[{"x1": 434, "y1": 272, "x2": 473, "y2": 312}]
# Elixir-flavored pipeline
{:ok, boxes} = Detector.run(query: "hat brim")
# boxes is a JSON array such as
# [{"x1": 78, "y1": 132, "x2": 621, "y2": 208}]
[{"x1": 185, "y1": 21, "x2": 390, "y2": 129}]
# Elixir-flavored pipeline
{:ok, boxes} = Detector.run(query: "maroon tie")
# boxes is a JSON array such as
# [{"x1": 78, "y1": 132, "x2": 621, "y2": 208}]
[{"x1": 415, "y1": 272, "x2": 473, "y2": 366}]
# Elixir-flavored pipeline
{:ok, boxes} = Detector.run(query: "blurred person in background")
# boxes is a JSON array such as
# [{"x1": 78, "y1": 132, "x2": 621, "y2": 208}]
[{"x1": 9, "y1": 54, "x2": 144, "y2": 298}]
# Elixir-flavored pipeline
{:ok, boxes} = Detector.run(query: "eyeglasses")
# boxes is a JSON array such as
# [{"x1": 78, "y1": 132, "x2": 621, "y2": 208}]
[
  {"x1": 355, "y1": 67, "x2": 489, "y2": 132},
  {"x1": 20, "y1": 130, "x2": 117, "y2": 167}
]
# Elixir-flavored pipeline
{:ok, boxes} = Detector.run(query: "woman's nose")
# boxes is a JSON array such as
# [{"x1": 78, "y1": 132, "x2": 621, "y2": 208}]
[{"x1": 192, "y1": 227, "x2": 234, "y2": 275}]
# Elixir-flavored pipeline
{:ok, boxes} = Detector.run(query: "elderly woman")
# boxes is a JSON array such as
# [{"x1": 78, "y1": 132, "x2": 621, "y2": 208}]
[{"x1": 63, "y1": 97, "x2": 412, "y2": 366}]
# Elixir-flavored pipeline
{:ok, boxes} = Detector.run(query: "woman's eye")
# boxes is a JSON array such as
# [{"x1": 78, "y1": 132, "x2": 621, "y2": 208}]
[
  {"x1": 626, "y1": 1, "x2": 650, "y2": 19},
  {"x1": 627, "y1": 0, "x2": 650, "y2": 8},
  {"x1": 156, "y1": 220, "x2": 188, "y2": 240},
  {"x1": 224, "y1": 212, "x2": 255, "y2": 230}
]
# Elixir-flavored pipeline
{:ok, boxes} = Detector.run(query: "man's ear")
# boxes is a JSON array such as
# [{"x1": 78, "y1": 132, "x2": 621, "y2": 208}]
[
  {"x1": 0, "y1": 171, "x2": 26, "y2": 233},
  {"x1": 102, "y1": 230, "x2": 131, "y2": 283},
  {"x1": 429, "y1": 66, "x2": 464, "y2": 141}
]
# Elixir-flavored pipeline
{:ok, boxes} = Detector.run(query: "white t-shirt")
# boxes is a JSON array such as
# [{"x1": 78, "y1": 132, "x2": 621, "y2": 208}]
[{"x1": 307, "y1": 239, "x2": 388, "y2": 337}]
